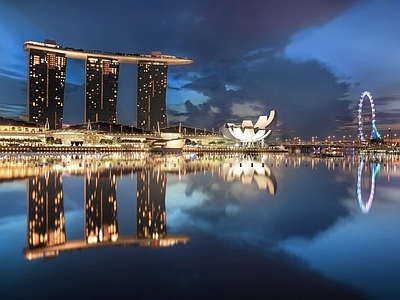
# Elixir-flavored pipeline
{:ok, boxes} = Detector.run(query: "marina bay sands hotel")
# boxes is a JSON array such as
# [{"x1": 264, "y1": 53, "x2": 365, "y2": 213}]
[{"x1": 24, "y1": 40, "x2": 192, "y2": 130}]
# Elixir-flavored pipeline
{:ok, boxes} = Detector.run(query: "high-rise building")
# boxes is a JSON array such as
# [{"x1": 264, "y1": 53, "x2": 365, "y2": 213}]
[
  {"x1": 137, "y1": 57, "x2": 168, "y2": 131},
  {"x1": 85, "y1": 168, "x2": 118, "y2": 244},
  {"x1": 27, "y1": 42, "x2": 66, "y2": 130},
  {"x1": 136, "y1": 168, "x2": 167, "y2": 239},
  {"x1": 24, "y1": 41, "x2": 192, "y2": 129},
  {"x1": 27, "y1": 171, "x2": 65, "y2": 249},
  {"x1": 85, "y1": 57, "x2": 119, "y2": 123}
]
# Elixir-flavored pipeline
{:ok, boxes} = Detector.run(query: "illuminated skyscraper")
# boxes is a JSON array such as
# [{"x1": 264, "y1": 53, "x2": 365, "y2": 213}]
[
  {"x1": 137, "y1": 55, "x2": 168, "y2": 131},
  {"x1": 136, "y1": 168, "x2": 167, "y2": 239},
  {"x1": 27, "y1": 171, "x2": 65, "y2": 249},
  {"x1": 85, "y1": 169, "x2": 118, "y2": 244},
  {"x1": 27, "y1": 41, "x2": 66, "y2": 129},
  {"x1": 85, "y1": 57, "x2": 119, "y2": 123},
  {"x1": 24, "y1": 41, "x2": 192, "y2": 127}
]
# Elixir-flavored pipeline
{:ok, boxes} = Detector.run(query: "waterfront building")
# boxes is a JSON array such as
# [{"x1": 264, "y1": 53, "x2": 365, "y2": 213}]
[
  {"x1": 24, "y1": 41, "x2": 192, "y2": 131},
  {"x1": 26, "y1": 40, "x2": 66, "y2": 130},
  {"x1": 137, "y1": 54, "x2": 168, "y2": 131},
  {"x1": 220, "y1": 110, "x2": 278, "y2": 145},
  {"x1": 0, "y1": 116, "x2": 43, "y2": 133},
  {"x1": 85, "y1": 57, "x2": 119, "y2": 123}
]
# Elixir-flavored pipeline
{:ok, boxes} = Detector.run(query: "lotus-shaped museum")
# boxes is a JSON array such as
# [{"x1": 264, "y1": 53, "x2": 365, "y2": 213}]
[{"x1": 220, "y1": 110, "x2": 277, "y2": 143}]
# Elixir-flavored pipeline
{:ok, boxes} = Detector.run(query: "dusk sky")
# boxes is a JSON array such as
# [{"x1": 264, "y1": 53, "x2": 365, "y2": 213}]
[{"x1": 0, "y1": 0, "x2": 399, "y2": 140}]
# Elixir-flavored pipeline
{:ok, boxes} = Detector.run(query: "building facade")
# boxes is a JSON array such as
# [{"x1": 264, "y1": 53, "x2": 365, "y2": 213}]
[
  {"x1": 85, "y1": 57, "x2": 119, "y2": 123},
  {"x1": 137, "y1": 60, "x2": 168, "y2": 131},
  {"x1": 24, "y1": 41, "x2": 191, "y2": 131},
  {"x1": 27, "y1": 46, "x2": 66, "y2": 130}
]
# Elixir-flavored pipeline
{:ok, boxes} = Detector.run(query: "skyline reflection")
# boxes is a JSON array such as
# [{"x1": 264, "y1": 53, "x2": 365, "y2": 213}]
[
  {"x1": 0, "y1": 152, "x2": 396, "y2": 260},
  {"x1": 23, "y1": 160, "x2": 191, "y2": 260},
  {"x1": 1, "y1": 152, "x2": 399, "y2": 299}
]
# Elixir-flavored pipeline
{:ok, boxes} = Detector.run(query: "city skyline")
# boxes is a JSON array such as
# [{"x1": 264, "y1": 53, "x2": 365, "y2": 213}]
[
  {"x1": 0, "y1": 1, "x2": 399, "y2": 139},
  {"x1": 24, "y1": 40, "x2": 192, "y2": 129}
]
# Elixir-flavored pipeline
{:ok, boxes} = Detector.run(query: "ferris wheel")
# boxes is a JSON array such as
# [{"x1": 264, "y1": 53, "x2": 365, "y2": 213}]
[{"x1": 357, "y1": 91, "x2": 381, "y2": 142}]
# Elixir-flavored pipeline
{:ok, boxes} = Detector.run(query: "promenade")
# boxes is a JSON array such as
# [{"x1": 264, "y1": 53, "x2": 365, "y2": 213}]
[{"x1": 0, "y1": 142, "x2": 399, "y2": 155}]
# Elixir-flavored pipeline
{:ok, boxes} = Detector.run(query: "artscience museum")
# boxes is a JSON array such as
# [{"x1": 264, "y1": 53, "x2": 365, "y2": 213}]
[{"x1": 220, "y1": 110, "x2": 277, "y2": 145}]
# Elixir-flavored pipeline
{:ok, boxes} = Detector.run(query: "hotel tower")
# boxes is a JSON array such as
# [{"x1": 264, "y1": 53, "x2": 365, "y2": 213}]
[
  {"x1": 24, "y1": 40, "x2": 192, "y2": 130},
  {"x1": 137, "y1": 52, "x2": 168, "y2": 131},
  {"x1": 27, "y1": 40, "x2": 66, "y2": 129}
]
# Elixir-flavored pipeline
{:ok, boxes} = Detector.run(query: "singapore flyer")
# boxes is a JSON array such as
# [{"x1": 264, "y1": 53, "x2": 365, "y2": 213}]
[
  {"x1": 357, "y1": 91, "x2": 382, "y2": 142},
  {"x1": 357, "y1": 158, "x2": 380, "y2": 214}
]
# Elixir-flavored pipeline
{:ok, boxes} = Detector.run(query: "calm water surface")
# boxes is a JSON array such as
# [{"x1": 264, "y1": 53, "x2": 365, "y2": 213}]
[{"x1": 0, "y1": 153, "x2": 399, "y2": 299}]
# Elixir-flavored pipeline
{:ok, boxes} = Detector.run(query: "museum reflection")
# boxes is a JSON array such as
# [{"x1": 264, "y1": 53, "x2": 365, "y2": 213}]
[
  {"x1": 0, "y1": 152, "x2": 394, "y2": 259},
  {"x1": 21, "y1": 154, "x2": 280, "y2": 259}
]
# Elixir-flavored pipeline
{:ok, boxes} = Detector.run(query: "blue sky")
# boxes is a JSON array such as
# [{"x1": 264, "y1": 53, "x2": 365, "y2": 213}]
[{"x1": 0, "y1": 0, "x2": 399, "y2": 140}]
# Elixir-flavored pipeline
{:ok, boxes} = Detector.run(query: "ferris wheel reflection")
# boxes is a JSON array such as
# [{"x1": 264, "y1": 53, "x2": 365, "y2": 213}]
[{"x1": 357, "y1": 157, "x2": 381, "y2": 214}]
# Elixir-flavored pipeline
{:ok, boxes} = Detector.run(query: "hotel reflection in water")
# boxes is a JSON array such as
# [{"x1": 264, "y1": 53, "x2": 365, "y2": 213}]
[
  {"x1": 85, "y1": 168, "x2": 118, "y2": 244},
  {"x1": 28, "y1": 172, "x2": 66, "y2": 249},
  {"x1": 19, "y1": 153, "x2": 386, "y2": 259},
  {"x1": 24, "y1": 166, "x2": 187, "y2": 260}
]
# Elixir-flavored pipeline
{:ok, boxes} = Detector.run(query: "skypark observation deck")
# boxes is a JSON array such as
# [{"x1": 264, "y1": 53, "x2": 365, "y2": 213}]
[{"x1": 23, "y1": 41, "x2": 193, "y2": 65}]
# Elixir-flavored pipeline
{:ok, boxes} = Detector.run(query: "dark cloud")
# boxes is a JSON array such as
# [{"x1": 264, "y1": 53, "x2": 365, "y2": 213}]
[
  {"x1": 0, "y1": 0, "x2": 358, "y2": 136},
  {"x1": 0, "y1": 104, "x2": 25, "y2": 119},
  {"x1": 263, "y1": 173, "x2": 352, "y2": 240},
  {"x1": 2, "y1": 0, "x2": 355, "y2": 58},
  {"x1": 345, "y1": 94, "x2": 400, "y2": 133},
  {"x1": 175, "y1": 53, "x2": 351, "y2": 139},
  {"x1": 179, "y1": 165, "x2": 353, "y2": 242},
  {"x1": 2, "y1": 229, "x2": 367, "y2": 299},
  {"x1": 0, "y1": 75, "x2": 26, "y2": 119}
]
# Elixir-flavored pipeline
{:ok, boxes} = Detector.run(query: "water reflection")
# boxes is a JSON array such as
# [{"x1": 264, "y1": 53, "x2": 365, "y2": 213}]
[
  {"x1": 17, "y1": 153, "x2": 282, "y2": 259},
  {"x1": 137, "y1": 168, "x2": 167, "y2": 239},
  {"x1": 357, "y1": 156, "x2": 381, "y2": 214},
  {"x1": 1, "y1": 152, "x2": 400, "y2": 298},
  {"x1": 23, "y1": 160, "x2": 190, "y2": 260},
  {"x1": 221, "y1": 159, "x2": 277, "y2": 194},
  {"x1": 0, "y1": 152, "x2": 397, "y2": 260},
  {"x1": 85, "y1": 168, "x2": 118, "y2": 243},
  {"x1": 27, "y1": 171, "x2": 66, "y2": 250}
]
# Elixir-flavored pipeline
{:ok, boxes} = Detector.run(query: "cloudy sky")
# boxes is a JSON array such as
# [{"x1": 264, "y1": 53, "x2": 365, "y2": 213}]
[{"x1": 0, "y1": 0, "x2": 399, "y2": 140}]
